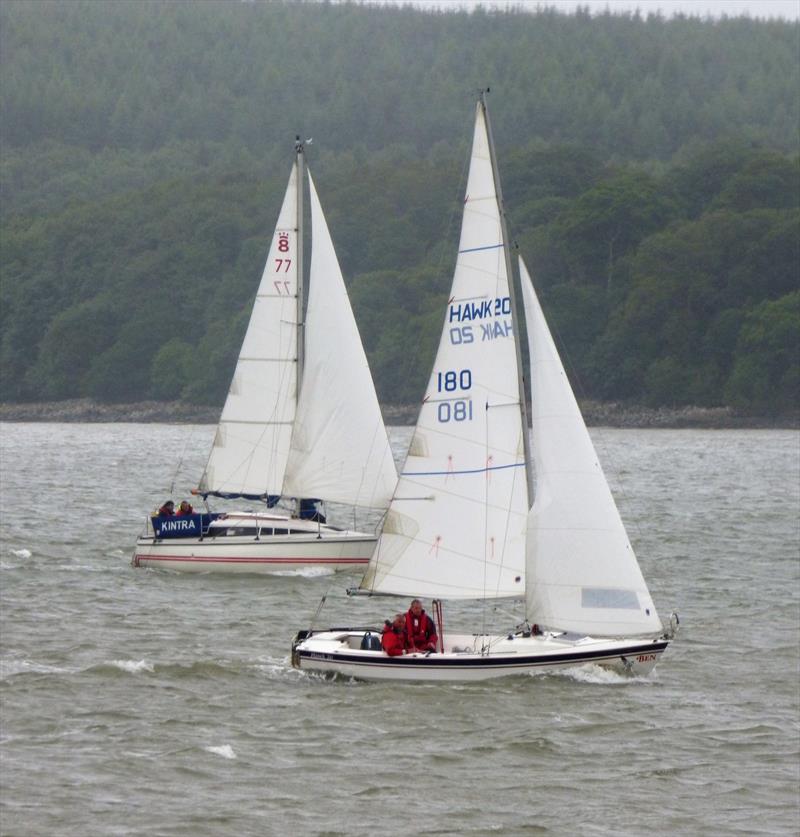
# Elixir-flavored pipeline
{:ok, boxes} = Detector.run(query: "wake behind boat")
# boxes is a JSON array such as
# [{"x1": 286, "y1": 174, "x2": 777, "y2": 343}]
[
  {"x1": 292, "y1": 93, "x2": 677, "y2": 678},
  {"x1": 134, "y1": 141, "x2": 397, "y2": 573}
]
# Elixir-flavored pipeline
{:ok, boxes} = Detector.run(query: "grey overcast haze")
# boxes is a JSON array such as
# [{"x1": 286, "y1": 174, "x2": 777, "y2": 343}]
[{"x1": 382, "y1": 0, "x2": 799, "y2": 18}]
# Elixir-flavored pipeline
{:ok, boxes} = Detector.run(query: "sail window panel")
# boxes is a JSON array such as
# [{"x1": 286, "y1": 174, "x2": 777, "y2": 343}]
[
  {"x1": 581, "y1": 588, "x2": 640, "y2": 609},
  {"x1": 531, "y1": 584, "x2": 657, "y2": 635},
  {"x1": 527, "y1": 521, "x2": 661, "y2": 635}
]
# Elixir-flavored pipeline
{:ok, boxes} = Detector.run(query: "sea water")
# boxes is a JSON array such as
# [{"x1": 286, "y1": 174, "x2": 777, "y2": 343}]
[{"x1": 0, "y1": 423, "x2": 798, "y2": 836}]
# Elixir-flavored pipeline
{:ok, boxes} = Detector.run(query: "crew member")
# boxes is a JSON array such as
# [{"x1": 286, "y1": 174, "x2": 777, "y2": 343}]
[
  {"x1": 405, "y1": 599, "x2": 438, "y2": 652},
  {"x1": 381, "y1": 613, "x2": 408, "y2": 657}
]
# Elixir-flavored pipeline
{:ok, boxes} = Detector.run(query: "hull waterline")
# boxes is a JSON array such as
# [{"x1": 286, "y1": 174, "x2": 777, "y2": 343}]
[
  {"x1": 133, "y1": 534, "x2": 376, "y2": 573},
  {"x1": 292, "y1": 629, "x2": 670, "y2": 681}
]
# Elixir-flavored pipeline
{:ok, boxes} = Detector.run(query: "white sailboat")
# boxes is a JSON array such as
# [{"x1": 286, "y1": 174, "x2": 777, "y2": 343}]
[
  {"x1": 291, "y1": 96, "x2": 677, "y2": 678},
  {"x1": 134, "y1": 142, "x2": 397, "y2": 573}
]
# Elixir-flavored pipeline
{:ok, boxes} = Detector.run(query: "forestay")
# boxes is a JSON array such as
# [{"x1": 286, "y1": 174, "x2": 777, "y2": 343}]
[
  {"x1": 520, "y1": 258, "x2": 661, "y2": 636},
  {"x1": 360, "y1": 104, "x2": 529, "y2": 599},
  {"x1": 198, "y1": 165, "x2": 299, "y2": 498},
  {"x1": 282, "y1": 173, "x2": 397, "y2": 509}
]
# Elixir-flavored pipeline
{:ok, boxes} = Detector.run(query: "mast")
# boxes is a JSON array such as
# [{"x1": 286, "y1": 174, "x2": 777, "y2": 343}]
[
  {"x1": 294, "y1": 136, "x2": 305, "y2": 393},
  {"x1": 479, "y1": 90, "x2": 534, "y2": 504}
]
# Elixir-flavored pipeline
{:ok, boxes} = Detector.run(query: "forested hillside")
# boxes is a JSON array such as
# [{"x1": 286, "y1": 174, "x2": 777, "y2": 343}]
[{"x1": 1, "y1": 0, "x2": 798, "y2": 414}]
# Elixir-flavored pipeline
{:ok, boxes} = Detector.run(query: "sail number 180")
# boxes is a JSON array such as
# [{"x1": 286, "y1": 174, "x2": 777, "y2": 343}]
[{"x1": 436, "y1": 369, "x2": 473, "y2": 423}]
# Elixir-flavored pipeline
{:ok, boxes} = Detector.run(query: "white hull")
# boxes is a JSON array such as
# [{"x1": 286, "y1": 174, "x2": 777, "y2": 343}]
[
  {"x1": 292, "y1": 629, "x2": 670, "y2": 681},
  {"x1": 133, "y1": 512, "x2": 376, "y2": 573},
  {"x1": 133, "y1": 535, "x2": 375, "y2": 573}
]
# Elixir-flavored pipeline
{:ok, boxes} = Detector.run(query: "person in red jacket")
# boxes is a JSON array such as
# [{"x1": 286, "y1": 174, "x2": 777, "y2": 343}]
[
  {"x1": 158, "y1": 500, "x2": 175, "y2": 516},
  {"x1": 176, "y1": 500, "x2": 194, "y2": 516},
  {"x1": 381, "y1": 614, "x2": 408, "y2": 656},
  {"x1": 405, "y1": 599, "x2": 438, "y2": 652}
]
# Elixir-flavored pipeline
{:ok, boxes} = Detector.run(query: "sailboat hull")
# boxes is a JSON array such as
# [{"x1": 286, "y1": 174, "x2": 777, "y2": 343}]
[
  {"x1": 133, "y1": 512, "x2": 376, "y2": 573},
  {"x1": 292, "y1": 629, "x2": 670, "y2": 681},
  {"x1": 133, "y1": 536, "x2": 375, "y2": 573}
]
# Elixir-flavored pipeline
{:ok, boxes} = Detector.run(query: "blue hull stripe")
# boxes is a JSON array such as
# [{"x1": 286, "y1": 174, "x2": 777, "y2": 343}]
[{"x1": 299, "y1": 640, "x2": 669, "y2": 670}]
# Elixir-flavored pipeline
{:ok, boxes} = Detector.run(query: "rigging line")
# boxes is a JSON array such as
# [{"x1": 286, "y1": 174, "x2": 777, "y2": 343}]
[
  {"x1": 309, "y1": 592, "x2": 329, "y2": 634},
  {"x1": 481, "y1": 400, "x2": 490, "y2": 646},
  {"x1": 170, "y1": 422, "x2": 196, "y2": 497}
]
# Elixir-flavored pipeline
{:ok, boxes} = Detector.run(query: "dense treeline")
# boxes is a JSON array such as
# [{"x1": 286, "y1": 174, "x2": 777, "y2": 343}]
[{"x1": 0, "y1": 0, "x2": 798, "y2": 415}]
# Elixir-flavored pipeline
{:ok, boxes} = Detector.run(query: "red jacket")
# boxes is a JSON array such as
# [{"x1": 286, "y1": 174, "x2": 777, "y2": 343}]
[
  {"x1": 405, "y1": 609, "x2": 438, "y2": 652},
  {"x1": 381, "y1": 624, "x2": 407, "y2": 656}
]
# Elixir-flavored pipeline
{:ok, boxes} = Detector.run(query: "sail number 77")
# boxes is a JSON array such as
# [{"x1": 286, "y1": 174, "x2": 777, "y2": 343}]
[{"x1": 435, "y1": 369, "x2": 473, "y2": 423}]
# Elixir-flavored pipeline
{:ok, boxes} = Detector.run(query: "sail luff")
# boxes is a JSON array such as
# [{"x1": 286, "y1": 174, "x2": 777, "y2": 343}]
[
  {"x1": 295, "y1": 138, "x2": 305, "y2": 395},
  {"x1": 281, "y1": 171, "x2": 398, "y2": 509},
  {"x1": 479, "y1": 92, "x2": 533, "y2": 506},
  {"x1": 520, "y1": 258, "x2": 662, "y2": 636}
]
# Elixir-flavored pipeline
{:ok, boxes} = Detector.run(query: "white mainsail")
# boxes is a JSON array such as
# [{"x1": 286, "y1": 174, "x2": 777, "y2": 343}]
[
  {"x1": 198, "y1": 164, "x2": 300, "y2": 498},
  {"x1": 360, "y1": 103, "x2": 529, "y2": 599},
  {"x1": 520, "y1": 258, "x2": 662, "y2": 636},
  {"x1": 282, "y1": 173, "x2": 397, "y2": 509}
]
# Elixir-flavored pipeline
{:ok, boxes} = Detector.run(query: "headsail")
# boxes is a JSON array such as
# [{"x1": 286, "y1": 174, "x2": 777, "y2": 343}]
[
  {"x1": 520, "y1": 258, "x2": 662, "y2": 636},
  {"x1": 282, "y1": 172, "x2": 398, "y2": 509},
  {"x1": 359, "y1": 103, "x2": 528, "y2": 599},
  {"x1": 198, "y1": 164, "x2": 300, "y2": 498}
]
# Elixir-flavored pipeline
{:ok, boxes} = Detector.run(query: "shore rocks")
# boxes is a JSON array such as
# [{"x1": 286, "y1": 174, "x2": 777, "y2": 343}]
[{"x1": 0, "y1": 398, "x2": 795, "y2": 428}]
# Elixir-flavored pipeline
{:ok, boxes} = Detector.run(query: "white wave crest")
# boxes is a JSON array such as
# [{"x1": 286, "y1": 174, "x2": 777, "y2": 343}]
[
  {"x1": 109, "y1": 659, "x2": 154, "y2": 674},
  {"x1": 271, "y1": 566, "x2": 336, "y2": 578},
  {"x1": 10, "y1": 548, "x2": 32, "y2": 559},
  {"x1": 558, "y1": 663, "x2": 644, "y2": 685},
  {"x1": 0, "y1": 658, "x2": 72, "y2": 678},
  {"x1": 204, "y1": 744, "x2": 237, "y2": 759}
]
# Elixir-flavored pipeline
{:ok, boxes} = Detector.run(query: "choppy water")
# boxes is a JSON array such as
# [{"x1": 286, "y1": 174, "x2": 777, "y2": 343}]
[{"x1": 0, "y1": 423, "x2": 798, "y2": 836}]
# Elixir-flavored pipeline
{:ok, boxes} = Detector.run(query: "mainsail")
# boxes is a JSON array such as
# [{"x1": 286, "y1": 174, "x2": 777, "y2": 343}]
[
  {"x1": 198, "y1": 164, "x2": 300, "y2": 498},
  {"x1": 520, "y1": 258, "x2": 661, "y2": 636},
  {"x1": 360, "y1": 103, "x2": 529, "y2": 599}
]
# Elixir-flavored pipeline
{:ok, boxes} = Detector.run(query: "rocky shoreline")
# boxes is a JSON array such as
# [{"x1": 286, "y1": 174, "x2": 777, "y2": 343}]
[{"x1": 0, "y1": 398, "x2": 796, "y2": 429}]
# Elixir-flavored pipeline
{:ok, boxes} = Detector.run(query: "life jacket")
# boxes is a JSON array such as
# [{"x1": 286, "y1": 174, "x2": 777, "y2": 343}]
[
  {"x1": 381, "y1": 624, "x2": 406, "y2": 657},
  {"x1": 405, "y1": 609, "x2": 436, "y2": 650}
]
